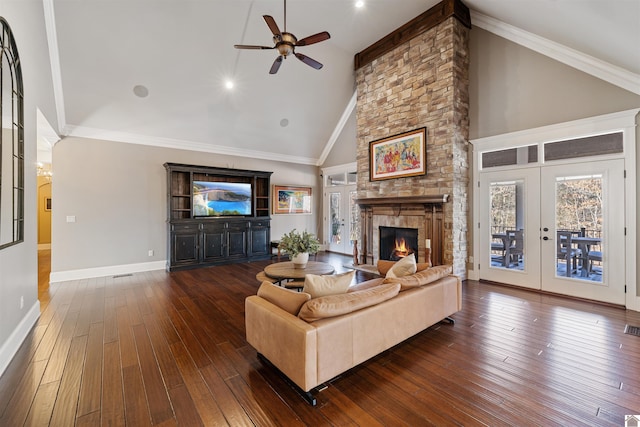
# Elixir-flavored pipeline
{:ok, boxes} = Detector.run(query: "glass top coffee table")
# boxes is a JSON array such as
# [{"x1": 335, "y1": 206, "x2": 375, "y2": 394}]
[{"x1": 263, "y1": 261, "x2": 335, "y2": 282}]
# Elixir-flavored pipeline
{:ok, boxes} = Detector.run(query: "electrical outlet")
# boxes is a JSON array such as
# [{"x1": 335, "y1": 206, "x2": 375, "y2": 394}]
[
  {"x1": 20, "y1": 296, "x2": 24, "y2": 309},
  {"x1": 148, "y1": 250, "x2": 154, "y2": 257}
]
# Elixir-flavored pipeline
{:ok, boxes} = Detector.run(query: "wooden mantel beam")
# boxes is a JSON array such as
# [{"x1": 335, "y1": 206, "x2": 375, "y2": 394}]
[
  {"x1": 355, "y1": 195, "x2": 449, "y2": 206},
  {"x1": 354, "y1": 0, "x2": 471, "y2": 70}
]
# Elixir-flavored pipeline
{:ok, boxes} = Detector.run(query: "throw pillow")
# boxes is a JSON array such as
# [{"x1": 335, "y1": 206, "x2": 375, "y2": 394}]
[
  {"x1": 302, "y1": 270, "x2": 355, "y2": 299},
  {"x1": 256, "y1": 281, "x2": 311, "y2": 315},
  {"x1": 385, "y1": 255, "x2": 417, "y2": 279},
  {"x1": 383, "y1": 264, "x2": 453, "y2": 291},
  {"x1": 298, "y1": 283, "x2": 401, "y2": 322},
  {"x1": 377, "y1": 259, "x2": 431, "y2": 276}
]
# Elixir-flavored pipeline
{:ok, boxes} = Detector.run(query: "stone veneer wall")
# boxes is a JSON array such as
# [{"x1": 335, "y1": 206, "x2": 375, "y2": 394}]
[{"x1": 355, "y1": 17, "x2": 470, "y2": 278}]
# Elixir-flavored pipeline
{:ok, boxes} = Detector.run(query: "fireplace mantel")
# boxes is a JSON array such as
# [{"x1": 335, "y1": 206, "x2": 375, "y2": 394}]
[
  {"x1": 355, "y1": 195, "x2": 449, "y2": 207},
  {"x1": 356, "y1": 195, "x2": 447, "y2": 266}
]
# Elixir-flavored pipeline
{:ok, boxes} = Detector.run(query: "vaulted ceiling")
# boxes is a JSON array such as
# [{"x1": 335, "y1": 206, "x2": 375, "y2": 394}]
[{"x1": 41, "y1": 0, "x2": 640, "y2": 166}]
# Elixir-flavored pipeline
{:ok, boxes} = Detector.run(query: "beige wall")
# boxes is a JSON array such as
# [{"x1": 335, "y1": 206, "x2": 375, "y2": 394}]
[
  {"x1": 469, "y1": 27, "x2": 640, "y2": 139},
  {"x1": 51, "y1": 137, "x2": 321, "y2": 274},
  {"x1": 322, "y1": 109, "x2": 357, "y2": 168},
  {"x1": 0, "y1": 0, "x2": 58, "y2": 375}
]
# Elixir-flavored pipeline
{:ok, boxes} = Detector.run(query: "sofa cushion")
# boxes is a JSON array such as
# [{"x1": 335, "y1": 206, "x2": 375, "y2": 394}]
[
  {"x1": 347, "y1": 278, "x2": 385, "y2": 293},
  {"x1": 385, "y1": 255, "x2": 416, "y2": 279},
  {"x1": 302, "y1": 270, "x2": 355, "y2": 299},
  {"x1": 257, "y1": 281, "x2": 311, "y2": 315},
  {"x1": 377, "y1": 259, "x2": 431, "y2": 276},
  {"x1": 383, "y1": 264, "x2": 453, "y2": 291},
  {"x1": 298, "y1": 283, "x2": 401, "y2": 322}
]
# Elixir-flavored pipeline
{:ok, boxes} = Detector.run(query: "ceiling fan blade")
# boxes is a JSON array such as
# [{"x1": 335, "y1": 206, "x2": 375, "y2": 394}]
[
  {"x1": 234, "y1": 44, "x2": 274, "y2": 50},
  {"x1": 269, "y1": 56, "x2": 284, "y2": 74},
  {"x1": 263, "y1": 15, "x2": 282, "y2": 39},
  {"x1": 296, "y1": 31, "x2": 330, "y2": 47},
  {"x1": 295, "y1": 52, "x2": 323, "y2": 70}
]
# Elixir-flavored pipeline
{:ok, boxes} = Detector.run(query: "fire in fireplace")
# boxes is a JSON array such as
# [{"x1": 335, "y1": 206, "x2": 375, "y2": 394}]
[{"x1": 379, "y1": 226, "x2": 418, "y2": 261}]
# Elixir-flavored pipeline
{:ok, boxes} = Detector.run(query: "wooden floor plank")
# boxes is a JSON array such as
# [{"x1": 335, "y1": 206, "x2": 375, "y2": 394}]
[
  {"x1": 131, "y1": 323, "x2": 175, "y2": 424},
  {"x1": 23, "y1": 380, "x2": 58, "y2": 426},
  {"x1": 122, "y1": 365, "x2": 152, "y2": 427},
  {"x1": 49, "y1": 335, "x2": 88, "y2": 426},
  {"x1": 169, "y1": 341, "x2": 228, "y2": 426},
  {"x1": 41, "y1": 310, "x2": 80, "y2": 384},
  {"x1": 77, "y1": 321, "x2": 104, "y2": 417},
  {"x1": 101, "y1": 340, "x2": 125, "y2": 427},
  {"x1": 0, "y1": 359, "x2": 47, "y2": 426},
  {"x1": 3, "y1": 252, "x2": 640, "y2": 426}
]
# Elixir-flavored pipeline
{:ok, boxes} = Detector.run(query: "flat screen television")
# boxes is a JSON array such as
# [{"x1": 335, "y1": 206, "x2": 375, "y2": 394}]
[{"x1": 193, "y1": 181, "x2": 252, "y2": 217}]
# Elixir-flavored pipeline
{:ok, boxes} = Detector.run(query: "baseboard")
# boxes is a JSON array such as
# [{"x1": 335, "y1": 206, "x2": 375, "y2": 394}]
[
  {"x1": 49, "y1": 260, "x2": 167, "y2": 283},
  {"x1": 0, "y1": 301, "x2": 41, "y2": 377}
]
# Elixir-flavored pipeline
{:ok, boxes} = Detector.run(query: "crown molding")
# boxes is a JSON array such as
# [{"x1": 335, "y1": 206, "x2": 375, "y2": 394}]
[
  {"x1": 63, "y1": 125, "x2": 319, "y2": 166},
  {"x1": 471, "y1": 11, "x2": 640, "y2": 96},
  {"x1": 317, "y1": 91, "x2": 357, "y2": 166}
]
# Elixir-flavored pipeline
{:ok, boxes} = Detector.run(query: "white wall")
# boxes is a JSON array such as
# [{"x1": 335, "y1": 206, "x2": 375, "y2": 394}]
[
  {"x1": 0, "y1": 0, "x2": 58, "y2": 375},
  {"x1": 50, "y1": 137, "x2": 321, "y2": 279}
]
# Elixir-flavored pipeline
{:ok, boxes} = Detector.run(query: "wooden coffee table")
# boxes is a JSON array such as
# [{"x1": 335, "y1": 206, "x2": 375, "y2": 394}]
[{"x1": 263, "y1": 261, "x2": 335, "y2": 282}]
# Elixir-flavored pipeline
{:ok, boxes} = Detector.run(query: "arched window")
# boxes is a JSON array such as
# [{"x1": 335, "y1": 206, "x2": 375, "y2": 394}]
[{"x1": 0, "y1": 17, "x2": 24, "y2": 249}]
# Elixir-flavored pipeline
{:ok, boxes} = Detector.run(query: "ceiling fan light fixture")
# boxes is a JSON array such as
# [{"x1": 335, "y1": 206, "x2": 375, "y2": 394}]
[{"x1": 233, "y1": 0, "x2": 330, "y2": 74}]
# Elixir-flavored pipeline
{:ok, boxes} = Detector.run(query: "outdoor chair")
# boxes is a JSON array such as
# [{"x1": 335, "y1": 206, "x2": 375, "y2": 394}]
[{"x1": 557, "y1": 231, "x2": 581, "y2": 277}]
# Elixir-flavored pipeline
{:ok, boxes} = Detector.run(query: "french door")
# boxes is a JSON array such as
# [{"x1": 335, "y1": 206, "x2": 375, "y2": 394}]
[
  {"x1": 479, "y1": 159, "x2": 626, "y2": 305},
  {"x1": 327, "y1": 185, "x2": 358, "y2": 254}
]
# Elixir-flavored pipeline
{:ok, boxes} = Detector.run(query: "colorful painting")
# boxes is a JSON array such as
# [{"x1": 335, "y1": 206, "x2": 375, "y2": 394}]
[
  {"x1": 369, "y1": 127, "x2": 426, "y2": 181},
  {"x1": 273, "y1": 185, "x2": 312, "y2": 214}
]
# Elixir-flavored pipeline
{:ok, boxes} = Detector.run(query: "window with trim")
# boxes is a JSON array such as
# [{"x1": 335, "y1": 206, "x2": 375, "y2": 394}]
[{"x1": 0, "y1": 17, "x2": 24, "y2": 249}]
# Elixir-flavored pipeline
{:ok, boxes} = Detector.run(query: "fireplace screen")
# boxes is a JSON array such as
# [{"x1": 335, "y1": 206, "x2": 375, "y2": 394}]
[{"x1": 379, "y1": 226, "x2": 418, "y2": 261}]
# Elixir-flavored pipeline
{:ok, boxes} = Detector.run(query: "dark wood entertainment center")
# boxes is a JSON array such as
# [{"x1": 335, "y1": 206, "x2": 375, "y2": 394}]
[{"x1": 164, "y1": 163, "x2": 272, "y2": 271}]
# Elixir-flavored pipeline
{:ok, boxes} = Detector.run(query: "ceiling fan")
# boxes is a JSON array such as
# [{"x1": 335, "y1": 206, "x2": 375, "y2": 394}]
[{"x1": 234, "y1": 0, "x2": 330, "y2": 74}]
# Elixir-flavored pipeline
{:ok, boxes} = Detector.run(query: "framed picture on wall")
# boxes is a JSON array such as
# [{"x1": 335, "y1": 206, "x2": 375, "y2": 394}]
[
  {"x1": 369, "y1": 127, "x2": 427, "y2": 181},
  {"x1": 273, "y1": 185, "x2": 312, "y2": 214}
]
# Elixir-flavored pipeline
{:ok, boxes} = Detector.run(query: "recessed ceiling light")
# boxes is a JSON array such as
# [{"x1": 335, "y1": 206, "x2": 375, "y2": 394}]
[
  {"x1": 225, "y1": 80, "x2": 234, "y2": 90},
  {"x1": 133, "y1": 85, "x2": 149, "y2": 98},
  {"x1": 280, "y1": 118, "x2": 289, "y2": 127},
  {"x1": 355, "y1": 1, "x2": 365, "y2": 8}
]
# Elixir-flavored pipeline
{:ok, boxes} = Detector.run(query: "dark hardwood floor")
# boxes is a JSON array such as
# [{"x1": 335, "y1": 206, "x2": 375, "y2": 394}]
[{"x1": 2, "y1": 251, "x2": 639, "y2": 426}]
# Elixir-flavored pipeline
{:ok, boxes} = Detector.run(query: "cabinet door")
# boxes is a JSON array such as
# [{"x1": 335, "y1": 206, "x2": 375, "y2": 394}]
[
  {"x1": 250, "y1": 221, "x2": 270, "y2": 256},
  {"x1": 172, "y1": 228, "x2": 199, "y2": 264},
  {"x1": 202, "y1": 227, "x2": 226, "y2": 261},
  {"x1": 227, "y1": 226, "x2": 247, "y2": 258}
]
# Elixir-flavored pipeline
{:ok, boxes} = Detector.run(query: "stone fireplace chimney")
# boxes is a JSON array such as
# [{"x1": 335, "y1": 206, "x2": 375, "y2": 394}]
[{"x1": 354, "y1": 0, "x2": 470, "y2": 278}]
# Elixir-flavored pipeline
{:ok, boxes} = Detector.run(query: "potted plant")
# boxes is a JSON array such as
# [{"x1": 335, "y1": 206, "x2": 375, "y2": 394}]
[{"x1": 278, "y1": 229, "x2": 321, "y2": 268}]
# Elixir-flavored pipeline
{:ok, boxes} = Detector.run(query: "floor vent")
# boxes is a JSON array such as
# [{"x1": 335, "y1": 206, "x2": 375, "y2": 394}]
[
  {"x1": 623, "y1": 325, "x2": 640, "y2": 337},
  {"x1": 113, "y1": 273, "x2": 133, "y2": 279}
]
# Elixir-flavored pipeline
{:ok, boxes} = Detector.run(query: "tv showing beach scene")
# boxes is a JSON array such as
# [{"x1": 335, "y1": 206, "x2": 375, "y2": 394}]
[{"x1": 193, "y1": 181, "x2": 252, "y2": 216}]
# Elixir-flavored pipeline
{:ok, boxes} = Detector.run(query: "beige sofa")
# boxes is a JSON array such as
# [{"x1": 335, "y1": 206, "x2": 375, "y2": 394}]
[{"x1": 245, "y1": 264, "x2": 461, "y2": 404}]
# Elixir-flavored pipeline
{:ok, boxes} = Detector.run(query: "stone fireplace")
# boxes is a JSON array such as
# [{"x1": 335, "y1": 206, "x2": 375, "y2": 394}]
[{"x1": 354, "y1": 0, "x2": 470, "y2": 278}]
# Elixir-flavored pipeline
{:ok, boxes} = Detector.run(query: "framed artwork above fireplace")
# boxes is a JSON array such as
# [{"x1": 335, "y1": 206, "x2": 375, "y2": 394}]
[{"x1": 369, "y1": 127, "x2": 426, "y2": 181}]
